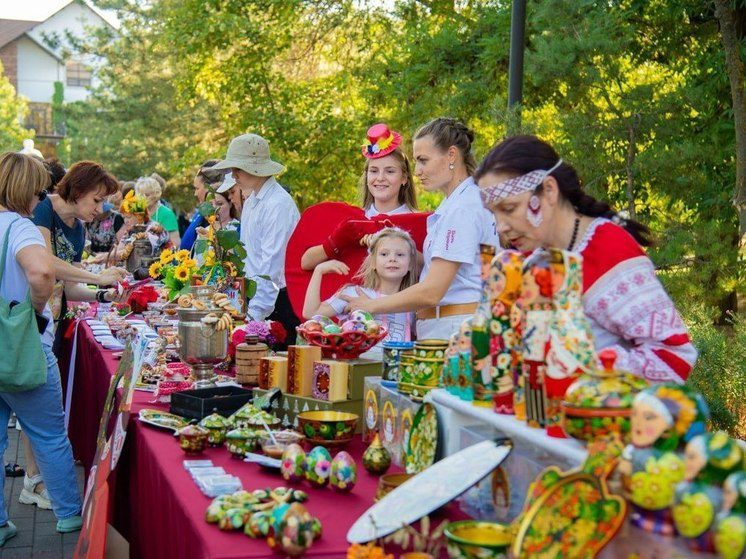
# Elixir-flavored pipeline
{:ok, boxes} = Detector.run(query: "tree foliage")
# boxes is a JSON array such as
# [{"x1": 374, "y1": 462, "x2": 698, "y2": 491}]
[{"x1": 0, "y1": 61, "x2": 30, "y2": 152}]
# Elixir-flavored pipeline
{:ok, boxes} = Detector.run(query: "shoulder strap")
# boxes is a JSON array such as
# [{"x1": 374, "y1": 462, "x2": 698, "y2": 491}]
[{"x1": 0, "y1": 217, "x2": 21, "y2": 289}]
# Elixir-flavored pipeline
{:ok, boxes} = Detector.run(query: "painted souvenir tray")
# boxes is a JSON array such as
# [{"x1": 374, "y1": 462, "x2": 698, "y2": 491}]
[
  {"x1": 137, "y1": 409, "x2": 188, "y2": 431},
  {"x1": 347, "y1": 438, "x2": 513, "y2": 543},
  {"x1": 511, "y1": 470, "x2": 626, "y2": 558},
  {"x1": 405, "y1": 403, "x2": 438, "y2": 474}
]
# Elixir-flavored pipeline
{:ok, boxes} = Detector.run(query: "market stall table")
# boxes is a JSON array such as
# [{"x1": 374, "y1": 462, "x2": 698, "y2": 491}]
[{"x1": 64, "y1": 321, "x2": 466, "y2": 558}]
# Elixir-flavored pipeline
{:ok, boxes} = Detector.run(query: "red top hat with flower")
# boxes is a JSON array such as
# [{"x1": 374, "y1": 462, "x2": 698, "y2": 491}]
[{"x1": 361, "y1": 123, "x2": 403, "y2": 159}]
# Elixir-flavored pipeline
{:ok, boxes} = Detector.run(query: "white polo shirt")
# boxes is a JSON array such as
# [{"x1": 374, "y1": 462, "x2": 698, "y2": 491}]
[
  {"x1": 240, "y1": 177, "x2": 300, "y2": 320},
  {"x1": 364, "y1": 204, "x2": 412, "y2": 218},
  {"x1": 420, "y1": 177, "x2": 498, "y2": 305}
]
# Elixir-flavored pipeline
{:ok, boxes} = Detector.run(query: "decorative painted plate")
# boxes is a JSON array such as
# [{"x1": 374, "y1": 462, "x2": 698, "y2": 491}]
[
  {"x1": 137, "y1": 409, "x2": 188, "y2": 431},
  {"x1": 347, "y1": 438, "x2": 513, "y2": 543},
  {"x1": 405, "y1": 403, "x2": 438, "y2": 474},
  {"x1": 511, "y1": 470, "x2": 626, "y2": 559}
]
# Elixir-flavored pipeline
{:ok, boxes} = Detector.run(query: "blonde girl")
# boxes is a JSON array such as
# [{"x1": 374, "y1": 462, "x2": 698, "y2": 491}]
[{"x1": 303, "y1": 227, "x2": 418, "y2": 342}]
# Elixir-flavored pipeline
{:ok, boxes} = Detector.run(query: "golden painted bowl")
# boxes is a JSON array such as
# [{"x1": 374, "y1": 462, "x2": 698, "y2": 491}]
[
  {"x1": 375, "y1": 472, "x2": 414, "y2": 501},
  {"x1": 444, "y1": 520, "x2": 514, "y2": 559},
  {"x1": 297, "y1": 411, "x2": 358, "y2": 447}
]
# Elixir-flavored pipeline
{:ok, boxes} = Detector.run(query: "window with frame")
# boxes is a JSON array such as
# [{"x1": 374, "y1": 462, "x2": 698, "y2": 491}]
[{"x1": 66, "y1": 61, "x2": 92, "y2": 87}]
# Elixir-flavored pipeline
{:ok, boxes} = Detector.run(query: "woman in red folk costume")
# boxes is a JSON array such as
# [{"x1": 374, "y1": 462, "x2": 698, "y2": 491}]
[{"x1": 476, "y1": 135, "x2": 696, "y2": 383}]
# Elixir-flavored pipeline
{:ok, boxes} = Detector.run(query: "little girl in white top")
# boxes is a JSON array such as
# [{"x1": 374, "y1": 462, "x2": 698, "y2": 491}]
[{"x1": 303, "y1": 227, "x2": 418, "y2": 342}]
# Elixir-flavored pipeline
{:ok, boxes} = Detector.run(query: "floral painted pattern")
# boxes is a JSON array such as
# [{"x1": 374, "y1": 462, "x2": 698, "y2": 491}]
[{"x1": 405, "y1": 403, "x2": 438, "y2": 474}]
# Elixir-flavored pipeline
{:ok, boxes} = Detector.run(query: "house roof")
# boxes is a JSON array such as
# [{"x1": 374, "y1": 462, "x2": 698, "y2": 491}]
[{"x1": 0, "y1": 19, "x2": 38, "y2": 50}]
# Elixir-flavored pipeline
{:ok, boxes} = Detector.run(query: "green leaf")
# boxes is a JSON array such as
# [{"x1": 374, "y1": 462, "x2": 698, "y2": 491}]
[
  {"x1": 197, "y1": 202, "x2": 215, "y2": 217},
  {"x1": 216, "y1": 229, "x2": 240, "y2": 250},
  {"x1": 193, "y1": 238, "x2": 209, "y2": 256},
  {"x1": 246, "y1": 279, "x2": 257, "y2": 300},
  {"x1": 233, "y1": 244, "x2": 247, "y2": 259}
]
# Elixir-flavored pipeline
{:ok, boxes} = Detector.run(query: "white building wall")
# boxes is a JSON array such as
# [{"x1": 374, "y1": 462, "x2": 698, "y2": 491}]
[
  {"x1": 25, "y1": 1, "x2": 110, "y2": 103},
  {"x1": 15, "y1": 36, "x2": 62, "y2": 103}
]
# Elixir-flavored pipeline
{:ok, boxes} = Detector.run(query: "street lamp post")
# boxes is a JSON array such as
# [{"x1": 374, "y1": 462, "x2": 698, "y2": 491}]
[{"x1": 508, "y1": 0, "x2": 527, "y2": 133}]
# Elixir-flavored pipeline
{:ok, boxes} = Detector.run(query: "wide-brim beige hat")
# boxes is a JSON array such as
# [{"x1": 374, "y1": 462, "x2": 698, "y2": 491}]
[{"x1": 212, "y1": 133, "x2": 286, "y2": 177}]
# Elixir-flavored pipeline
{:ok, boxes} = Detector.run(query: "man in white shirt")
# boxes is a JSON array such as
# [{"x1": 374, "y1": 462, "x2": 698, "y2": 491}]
[{"x1": 212, "y1": 133, "x2": 301, "y2": 346}]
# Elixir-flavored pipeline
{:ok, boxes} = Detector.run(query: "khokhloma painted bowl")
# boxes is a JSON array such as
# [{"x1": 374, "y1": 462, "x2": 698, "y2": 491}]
[
  {"x1": 297, "y1": 411, "x2": 358, "y2": 447},
  {"x1": 444, "y1": 520, "x2": 514, "y2": 559}
]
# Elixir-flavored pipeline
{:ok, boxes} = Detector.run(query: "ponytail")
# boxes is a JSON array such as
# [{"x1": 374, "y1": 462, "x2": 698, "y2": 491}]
[{"x1": 475, "y1": 135, "x2": 654, "y2": 247}]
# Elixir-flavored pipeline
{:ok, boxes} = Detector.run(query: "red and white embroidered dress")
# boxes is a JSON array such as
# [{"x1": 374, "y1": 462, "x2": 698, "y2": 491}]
[{"x1": 577, "y1": 218, "x2": 696, "y2": 384}]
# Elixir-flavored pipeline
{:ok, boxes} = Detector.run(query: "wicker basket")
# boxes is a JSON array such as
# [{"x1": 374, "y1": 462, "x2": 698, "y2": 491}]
[{"x1": 235, "y1": 342, "x2": 268, "y2": 385}]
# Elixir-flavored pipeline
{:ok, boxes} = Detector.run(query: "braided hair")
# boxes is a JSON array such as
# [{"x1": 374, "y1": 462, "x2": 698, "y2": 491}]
[
  {"x1": 415, "y1": 117, "x2": 477, "y2": 175},
  {"x1": 475, "y1": 135, "x2": 653, "y2": 247}
]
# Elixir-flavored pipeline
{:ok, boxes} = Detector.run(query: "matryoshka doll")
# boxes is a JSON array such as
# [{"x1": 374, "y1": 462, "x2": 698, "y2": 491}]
[
  {"x1": 544, "y1": 249, "x2": 596, "y2": 438},
  {"x1": 672, "y1": 431, "x2": 744, "y2": 552},
  {"x1": 471, "y1": 244, "x2": 498, "y2": 407},
  {"x1": 714, "y1": 471, "x2": 746, "y2": 559},
  {"x1": 515, "y1": 250, "x2": 554, "y2": 428},
  {"x1": 443, "y1": 332, "x2": 460, "y2": 396},
  {"x1": 618, "y1": 384, "x2": 709, "y2": 535},
  {"x1": 456, "y1": 320, "x2": 474, "y2": 401},
  {"x1": 485, "y1": 249, "x2": 523, "y2": 415}
]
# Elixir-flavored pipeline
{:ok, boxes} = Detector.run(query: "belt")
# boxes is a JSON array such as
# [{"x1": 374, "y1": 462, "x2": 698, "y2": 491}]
[{"x1": 416, "y1": 303, "x2": 478, "y2": 321}]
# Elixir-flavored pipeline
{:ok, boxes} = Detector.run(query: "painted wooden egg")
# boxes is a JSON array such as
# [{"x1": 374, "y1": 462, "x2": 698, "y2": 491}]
[
  {"x1": 280, "y1": 443, "x2": 306, "y2": 484},
  {"x1": 304, "y1": 446, "x2": 332, "y2": 487},
  {"x1": 330, "y1": 451, "x2": 357, "y2": 493}
]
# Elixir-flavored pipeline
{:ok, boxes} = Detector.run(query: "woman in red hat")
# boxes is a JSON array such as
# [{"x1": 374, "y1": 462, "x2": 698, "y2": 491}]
[{"x1": 300, "y1": 123, "x2": 417, "y2": 270}]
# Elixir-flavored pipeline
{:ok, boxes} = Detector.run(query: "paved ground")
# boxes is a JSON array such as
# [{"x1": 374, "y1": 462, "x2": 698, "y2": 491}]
[{"x1": 0, "y1": 426, "x2": 85, "y2": 558}]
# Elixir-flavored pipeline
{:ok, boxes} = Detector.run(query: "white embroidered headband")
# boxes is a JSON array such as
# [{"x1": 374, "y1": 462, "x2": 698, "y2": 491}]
[{"x1": 480, "y1": 158, "x2": 563, "y2": 208}]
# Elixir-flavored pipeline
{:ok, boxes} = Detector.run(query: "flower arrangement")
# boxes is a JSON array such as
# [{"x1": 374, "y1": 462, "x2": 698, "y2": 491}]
[
  {"x1": 229, "y1": 321, "x2": 288, "y2": 357},
  {"x1": 149, "y1": 249, "x2": 199, "y2": 300},
  {"x1": 127, "y1": 285, "x2": 159, "y2": 314},
  {"x1": 346, "y1": 543, "x2": 393, "y2": 559},
  {"x1": 120, "y1": 190, "x2": 148, "y2": 215},
  {"x1": 192, "y1": 203, "x2": 249, "y2": 288}
]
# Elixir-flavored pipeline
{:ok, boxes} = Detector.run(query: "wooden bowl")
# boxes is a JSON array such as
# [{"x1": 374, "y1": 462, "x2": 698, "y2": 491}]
[{"x1": 297, "y1": 411, "x2": 358, "y2": 447}]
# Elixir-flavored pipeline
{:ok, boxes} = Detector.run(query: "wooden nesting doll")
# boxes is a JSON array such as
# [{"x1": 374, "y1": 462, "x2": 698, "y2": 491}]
[
  {"x1": 714, "y1": 471, "x2": 746, "y2": 559},
  {"x1": 672, "y1": 431, "x2": 744, "y2": 552},
  {"x1": 618, "y1": 384, "x2": 710, "y2": 536}
]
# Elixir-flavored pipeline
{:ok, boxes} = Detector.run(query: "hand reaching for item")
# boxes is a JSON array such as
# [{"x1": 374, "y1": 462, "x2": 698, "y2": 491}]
[{"x1": 97, "y1": 266, "x2": 127, "y2": 287}]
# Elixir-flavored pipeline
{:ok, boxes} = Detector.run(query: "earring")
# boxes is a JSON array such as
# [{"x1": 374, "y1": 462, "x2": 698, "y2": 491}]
[
  {"x1": 448, "y1": 163, "x2": 455, "y2": 170},
  {"x1": 527, "y1": 195, "x2": 543, "y2": 227}
]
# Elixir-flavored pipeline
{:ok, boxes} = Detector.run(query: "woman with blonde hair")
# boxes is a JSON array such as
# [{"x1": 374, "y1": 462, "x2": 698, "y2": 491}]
[
  {"x1": 301, "y1": 123, "x2": 418, "y2": 271},
  {"x1": 135, "y1": 176, "x2": 180, "y2": 244},
  {"x1": 0, "y1": 153, "x2": 82, "y2": 541},
  {"x1": 304, "y1": 227, "x2": 418, "y2": 343}
]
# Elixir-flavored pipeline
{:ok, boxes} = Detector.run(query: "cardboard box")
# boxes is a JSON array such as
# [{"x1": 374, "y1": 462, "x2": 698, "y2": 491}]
[{"x1": 253, "y1": 388, "x2": 364, "y2": 432}]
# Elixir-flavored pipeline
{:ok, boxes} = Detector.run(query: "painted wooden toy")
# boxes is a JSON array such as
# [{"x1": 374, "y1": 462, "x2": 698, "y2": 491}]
[{"x1": 618, "y1": 384, "x2": 709, "y2": 535}]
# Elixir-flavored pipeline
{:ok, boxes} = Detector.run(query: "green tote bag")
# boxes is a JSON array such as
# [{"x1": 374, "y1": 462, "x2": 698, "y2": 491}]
[{"x1": 0, "y1": 218, "x2": 47, "y2": 392}]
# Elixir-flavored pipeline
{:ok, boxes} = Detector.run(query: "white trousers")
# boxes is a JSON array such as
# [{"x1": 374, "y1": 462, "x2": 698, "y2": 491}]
[{"x1": 415, "y1": 313, "x2": 473, "y2": 341}]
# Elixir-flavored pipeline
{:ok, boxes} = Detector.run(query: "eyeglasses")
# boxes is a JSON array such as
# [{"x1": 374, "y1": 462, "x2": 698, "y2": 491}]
[{"x1": 37, "y1": 189, "x2": 48, "y2": 202}]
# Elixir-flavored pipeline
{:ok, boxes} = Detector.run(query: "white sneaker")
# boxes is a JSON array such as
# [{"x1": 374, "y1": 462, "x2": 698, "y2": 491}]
[{"x1": 18, "y1": 474, "x2": 52, "y2": 510}]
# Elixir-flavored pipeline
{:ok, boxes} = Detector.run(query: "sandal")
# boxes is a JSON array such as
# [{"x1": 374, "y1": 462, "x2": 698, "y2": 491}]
[
  {"x1": 4, "y1": 463, "x2": 24, "y2": 478},
  {"x1": 18, "y1": 474, "x2": 51, "y2": 510}
]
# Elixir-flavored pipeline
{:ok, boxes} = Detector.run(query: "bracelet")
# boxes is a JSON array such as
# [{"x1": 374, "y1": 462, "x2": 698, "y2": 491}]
[{"x1": 96, "y1": 290, "x2": 108, "y2": 303}]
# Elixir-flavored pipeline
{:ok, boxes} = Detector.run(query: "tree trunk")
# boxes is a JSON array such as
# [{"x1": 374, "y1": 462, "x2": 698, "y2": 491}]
[{"x1": 714, "y1": 0, "x2": 746, "y2": 250}]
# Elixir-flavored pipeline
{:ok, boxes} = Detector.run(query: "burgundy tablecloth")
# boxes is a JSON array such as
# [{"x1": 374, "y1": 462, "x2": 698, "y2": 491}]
[{"x1": 65, "y1": 322, "x2": 465, "y2": 558}]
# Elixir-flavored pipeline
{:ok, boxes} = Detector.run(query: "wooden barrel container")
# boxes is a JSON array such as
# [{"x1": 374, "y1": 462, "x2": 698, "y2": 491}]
[{"x1": 235, "y1": 341, "x2": 268, "y2": 385}]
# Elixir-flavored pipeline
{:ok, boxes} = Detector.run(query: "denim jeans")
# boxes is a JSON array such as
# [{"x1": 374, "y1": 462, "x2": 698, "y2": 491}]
[{"x1": 0, "y1": 343, "x2": 82, "y2": 524}]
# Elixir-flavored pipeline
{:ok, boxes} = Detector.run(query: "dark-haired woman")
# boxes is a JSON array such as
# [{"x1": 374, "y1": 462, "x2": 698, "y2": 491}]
[
  {"x1": 343, "y1": 117, "x2": 498, "y2": 339},
  {"x1": 181, "y1": 159, "x2": 220, "y2": 251},
  {"x1": 476, "y1": 135, "x2": 695, "y2": 383},
  {"x1": 32, "y1": 161, "x2": 126, "y2": 314}
]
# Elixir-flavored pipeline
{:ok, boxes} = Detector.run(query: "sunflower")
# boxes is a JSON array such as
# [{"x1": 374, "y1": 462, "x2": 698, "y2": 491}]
[
  {"x1": 175, "y1": 249, "x2": 191, "y2": 262},
  {"x1": 159, "y1": 248, "x2": 174, "y2": 264},
  {"x1": 204, "y1": 249, "x2": 216, "y2": 267},
  {"x1": 148, "y1": 261, "x2": 163, "y2": 279},
  {"x1": 174, "y1": 263, "x2": 191, "y2": 282},
  {"x1": 125, "y1": 190, "x2": 135, "y2": 200},
  {"x1": 223, "y1": 261, "x2": 237, "y2": 277},
  {"x1": 207, "y1": 215, "x2": 217, "y2": 225}
]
